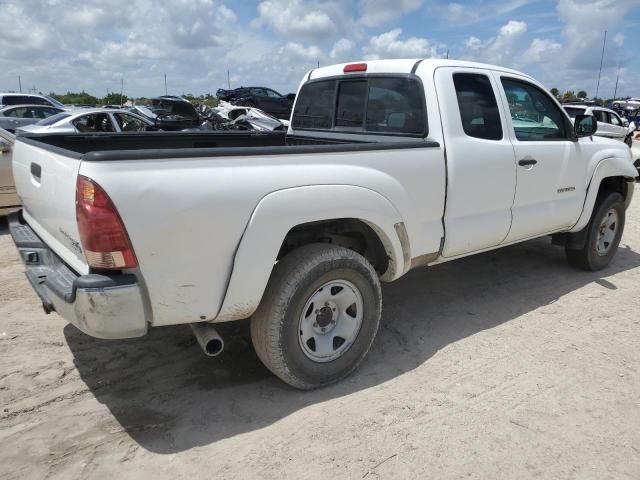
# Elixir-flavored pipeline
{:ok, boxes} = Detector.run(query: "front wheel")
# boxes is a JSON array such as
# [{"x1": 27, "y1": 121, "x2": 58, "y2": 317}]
[
  {"x1": 566, "y1": 192, "x2": 625, "y2": 271},
  {"x1": 251, "y1": 244, "x2": 382, "y2": 389}
]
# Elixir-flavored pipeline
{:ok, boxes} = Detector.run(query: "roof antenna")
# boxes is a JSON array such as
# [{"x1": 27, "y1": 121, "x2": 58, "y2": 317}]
[
  {"x1": 446, "y1": 49, "x2": 449, "y2": 59},
  {"x1": 595, "y1": 30, "x2": 606, "y2": 99}
]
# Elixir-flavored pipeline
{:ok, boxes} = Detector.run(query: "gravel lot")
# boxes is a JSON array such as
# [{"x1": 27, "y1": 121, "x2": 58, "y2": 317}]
[{"x1": 1, "y1": 202, "x2": 639, "y2": 479}]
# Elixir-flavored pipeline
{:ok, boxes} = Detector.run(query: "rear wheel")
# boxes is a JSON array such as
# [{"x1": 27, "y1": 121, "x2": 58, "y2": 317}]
[
  {"x1": 566, "y1": 192, "x2": 625, "y2": 271},
  {"x1": 251, "y1": 244, "x2": 382, "y2": 389}
]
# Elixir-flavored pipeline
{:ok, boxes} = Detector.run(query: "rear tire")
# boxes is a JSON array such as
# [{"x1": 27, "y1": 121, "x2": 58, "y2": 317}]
[
  {"x1": 566, "y1": 192, "x2": 625, "y2": 271},
  {"x1": 251, "y1": 244, "x2": 382, "y2": 389}
]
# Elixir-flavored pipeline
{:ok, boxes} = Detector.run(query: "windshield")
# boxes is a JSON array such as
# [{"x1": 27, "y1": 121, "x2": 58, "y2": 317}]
[
  {"x1": 36, "y1": 112, "x2": 71, "y2": 126},
  {"x1": 44, "y1": 96, "x2": 65, "y2": 108}
]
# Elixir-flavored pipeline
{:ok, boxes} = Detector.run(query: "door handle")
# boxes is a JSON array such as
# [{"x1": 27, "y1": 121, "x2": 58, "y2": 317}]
[
  {"x1": 518, "y1": 158, "x2": 537, "y2": 167},
  {"x1": 30, "y1": 162, "x2": 42, "y2": 181}
]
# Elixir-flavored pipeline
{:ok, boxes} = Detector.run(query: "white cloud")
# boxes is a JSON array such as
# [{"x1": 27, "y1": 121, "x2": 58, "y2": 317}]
[
  {"x1": 522, "y1": 38, "x2": 562, "y2": 63},
  {"x1": 364, "y1": 28, "x2": 441, "y2": 60},
  {"x1": 358, "y1": 0, "x2": 423, "y2": 27},
  {"x1": 462, "y1": 20, "x2": 528, "y2": 67},
  {"x1": 256, "y1": 0, "x2": 352, "y2": 42},
  {"x1": 500, "y1": 20, "x2": 527, "y2": 36},
  {"x1": 330, "y1": 38, "x2": 355, "y2": 59},
  {"x1": 613, "y1": 33, "x2": 624, "y2": 47}
]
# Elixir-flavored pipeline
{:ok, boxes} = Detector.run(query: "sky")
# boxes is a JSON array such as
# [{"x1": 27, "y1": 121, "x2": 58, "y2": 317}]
[{"x1": 0, "y1": 0, "x2": 638, "y2": 99}]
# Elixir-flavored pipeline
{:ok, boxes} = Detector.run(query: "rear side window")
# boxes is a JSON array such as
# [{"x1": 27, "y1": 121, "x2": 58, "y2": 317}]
[
  {"x1": 592, "y1": 110, "x2": 606, "y2": 122},
  {"x1": 292, "y1": 76, "x2": 426, "y2": 135},
  {"x1": 563, "y1": 107, "x2": 584, "y2": 118},
  {"x1": 452, "y1": 73, "x2": 502, "y2": 140},
  {"x1": 2, "y1": 96, "x2": 25, "y2": 106},
  {"x1": 292, "y1": 80, "x2": 336, "y2": 129}
]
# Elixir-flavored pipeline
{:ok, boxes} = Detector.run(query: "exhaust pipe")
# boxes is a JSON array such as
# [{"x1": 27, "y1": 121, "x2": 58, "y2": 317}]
[{"x1": 190, "y1": 322, "x2": 224, "y2": 357}]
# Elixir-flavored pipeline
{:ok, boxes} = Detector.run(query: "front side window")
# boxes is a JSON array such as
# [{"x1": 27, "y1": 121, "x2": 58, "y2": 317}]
[
  {"x1": 501, "y1": 78, "x2": 567, "y2": 141},
  {"x1": 453, "y1": 73, "x2": 502, "y2": 140},
  {"x1": 6, "y1": 107, "x2": 27, "y2": 117},
  {"x1": 609, "y1": 112, "x2": 622, "y2": 126},
  {"x1": 265, "y1": 89, "x2": 283, "y2": 98},
  {"x1": 27, "y1": 96, "x2": 48, "y2": 105},
  {"x1": 73, "y1": 113, "x2": 116, "y2": 133},
  {"x1": 114, "y1": 113, "x2": 149, "y2": 131},
  {"x1": 292, "y1": 76, "x2": 426, "y2": 135}
]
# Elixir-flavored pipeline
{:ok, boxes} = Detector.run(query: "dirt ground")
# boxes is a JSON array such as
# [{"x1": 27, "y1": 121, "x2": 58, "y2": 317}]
[{"x1": 1, "y1": 202, "x2": 639, "y2": 480}]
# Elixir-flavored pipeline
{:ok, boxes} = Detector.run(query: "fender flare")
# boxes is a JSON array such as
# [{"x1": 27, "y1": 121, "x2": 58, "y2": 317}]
[
  {"x1": 214, "y1": 185, "x2": 406, "y2": 322},
  {"x1": 570, "y1": 156, "x2": 636, "y2": 233}
]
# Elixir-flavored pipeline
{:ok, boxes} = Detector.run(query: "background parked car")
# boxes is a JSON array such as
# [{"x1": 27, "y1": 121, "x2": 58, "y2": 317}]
[
  {"x1": 0, "y1": 127, "x2": 19, "y2": 214},
  {"x1": 0, "y1": 105, "x2": 64, "y2": 133},
  {"x1": 612, "y1": 98, "x2": 640, "y2": 110},
  {"x1": 17, "y1": 109, "x2": 155, "y2": 134},
  {"x1": 147, "y1": 96, "x2": 201, "y2": 130},
  {"x1": 564, "y1": 104, "x2": 631, "y2": 143},
  {"x1": 0, "y1": 93, "x2": 67, "y2": 109},
  {"x1": 631, "y1": 131, "x2": 640, "y2": 176},
  {"x1": 216, "y1": 87, "x2": 295, "y2": 119}
]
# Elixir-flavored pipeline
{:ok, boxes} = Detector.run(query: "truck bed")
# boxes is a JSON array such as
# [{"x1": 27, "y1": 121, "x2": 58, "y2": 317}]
[{"x1": 16, "y1": 131, "x2": 434, "y2": 161}]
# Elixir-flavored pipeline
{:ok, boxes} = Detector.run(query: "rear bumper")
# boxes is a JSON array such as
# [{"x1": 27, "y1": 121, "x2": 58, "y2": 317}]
[{"x1": 9, "y1": 211, "x2": 148, "y2": 339}]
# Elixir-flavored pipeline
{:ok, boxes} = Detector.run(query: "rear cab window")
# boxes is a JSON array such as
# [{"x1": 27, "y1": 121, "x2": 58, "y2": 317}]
[
  {"x1": 292, "y1": 75, "x2": 427, "y2": 136},
  {"x1": 452, "y1": 73, "x2": 502, "y2": 140}
]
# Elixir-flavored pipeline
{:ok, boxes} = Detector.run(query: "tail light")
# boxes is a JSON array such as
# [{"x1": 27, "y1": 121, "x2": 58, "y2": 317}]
[{"x1": 76, "y1": 175, "x2": 138, "y2": 269}]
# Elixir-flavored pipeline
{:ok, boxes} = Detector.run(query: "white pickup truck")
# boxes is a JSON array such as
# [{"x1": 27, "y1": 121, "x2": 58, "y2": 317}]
[{"x1": 9, "y1": 59, "x2": 637, "y2": 389}]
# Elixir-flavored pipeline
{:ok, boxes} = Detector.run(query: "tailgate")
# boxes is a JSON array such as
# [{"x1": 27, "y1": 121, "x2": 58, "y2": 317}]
[{"x1": 12, "y1": 138, "x2": 89, "y2": 274}]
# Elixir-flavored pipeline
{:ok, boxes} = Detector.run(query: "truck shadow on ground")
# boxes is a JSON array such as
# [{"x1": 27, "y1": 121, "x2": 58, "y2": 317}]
[{"x1": 64, "y1": 237, "x2": 640, "y2": 454}]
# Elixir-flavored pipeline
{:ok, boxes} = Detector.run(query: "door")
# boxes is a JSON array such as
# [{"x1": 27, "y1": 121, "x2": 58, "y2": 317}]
[
  {"x1": 496, "y1": 75, "x2": 588, "y2": 242},
  {"x1": 0, "y1": 128, "x2": 18, "y2": 208},
  {"x1": 607, "y1": 111, "x2": 627, "y2": 140},
  {"x1": 435, "y1": 67, "x2": 517, "y2": 257}
]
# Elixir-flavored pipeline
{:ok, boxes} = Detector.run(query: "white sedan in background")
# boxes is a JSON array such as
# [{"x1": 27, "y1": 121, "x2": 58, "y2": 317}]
[
  {"x1": 18, "y1": 108, "x2": 155, "y2": 134},
  {"x1": 563, "y1": 104, "x2": 633, "y2": 143}
]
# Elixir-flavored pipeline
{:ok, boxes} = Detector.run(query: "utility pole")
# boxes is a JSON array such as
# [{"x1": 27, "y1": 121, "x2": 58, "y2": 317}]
[
  {"x1": 164, "y1": 73, "x2": 168, "y2": 96},
  {"x1": 227, "y1": 70, "x2": 230, "y2": 89},
  {"x1": 317, "y1": 61, "x2": 320, "y2": 68},
  {"x1": 120, "y1": 78, "x2": 124, "y2": 107},
  {"x1": 595, "y1": 30, "x2": 606, "y2": 99},
  {"x1": 18, "y1": 76, "x2": 22, "y2": 93},
  {"x1": 613, "y1": 64, "x2": 621, "y2": 100},
  {"x1": 446, "y1": 49, "x2": 449, "y2": 59}
]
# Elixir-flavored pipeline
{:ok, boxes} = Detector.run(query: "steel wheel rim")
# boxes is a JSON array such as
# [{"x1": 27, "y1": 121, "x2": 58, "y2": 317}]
[
  {"x1": 298, "y1": 279, "x2": 364, "y2": 363},
  {"x1": 596, "y1": 208, "x2": 618, "y2": 256}
]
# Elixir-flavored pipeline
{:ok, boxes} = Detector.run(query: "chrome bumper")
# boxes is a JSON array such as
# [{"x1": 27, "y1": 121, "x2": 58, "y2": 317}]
[{"x1": 8, "y1": 211, "x2": 148, "y2": 339}]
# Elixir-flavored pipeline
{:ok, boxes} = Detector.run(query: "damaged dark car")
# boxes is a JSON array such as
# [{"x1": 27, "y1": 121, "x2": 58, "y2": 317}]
[
  {"x1": 216, "y1": 87, "x2": 295, "y2": 119},
  {"x1": 145, "y1": 96, "x2": 201, "y2": 130}
]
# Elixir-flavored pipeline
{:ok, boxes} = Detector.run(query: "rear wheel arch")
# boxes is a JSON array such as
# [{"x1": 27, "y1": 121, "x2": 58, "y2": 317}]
[{"x1": 214, "y1": 185, "x2": 406, "y2": 322}]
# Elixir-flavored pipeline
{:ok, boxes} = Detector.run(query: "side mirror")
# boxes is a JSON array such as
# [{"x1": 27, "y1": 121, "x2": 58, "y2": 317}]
[
  {"x1": 286, "y1": 93, "x2": 296, "y2": 101},
  {"x1": 0, "y1": 139, "x2": 11, "y2": 154},
  {"x1": 574, "y1": 114, "x2": 597, "y2": 138}
]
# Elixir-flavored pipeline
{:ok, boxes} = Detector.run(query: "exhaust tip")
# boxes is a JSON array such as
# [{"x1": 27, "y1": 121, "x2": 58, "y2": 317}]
[
  {"x1": 205, "y1": 338, "x2": 224, "y2": 356},
  {"x1": 191, "y1": 322, "x2": 225, "y2": 357}
]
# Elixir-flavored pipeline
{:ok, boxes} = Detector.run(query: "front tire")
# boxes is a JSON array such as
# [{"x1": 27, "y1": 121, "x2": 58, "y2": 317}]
[
  {"x1": 566, "y1": 192, "x2": 625, "y2": 271},
  {"x1": 251, "y1": 244, "x2": 382, "y2": 389}
]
